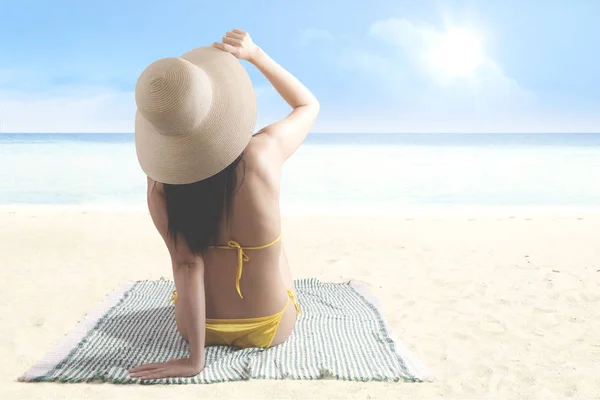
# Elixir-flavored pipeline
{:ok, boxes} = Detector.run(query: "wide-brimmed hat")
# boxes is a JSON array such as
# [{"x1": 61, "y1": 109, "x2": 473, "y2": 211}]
[{"x1": 134, "y1": 46, "x2": 256, "y2": 184}]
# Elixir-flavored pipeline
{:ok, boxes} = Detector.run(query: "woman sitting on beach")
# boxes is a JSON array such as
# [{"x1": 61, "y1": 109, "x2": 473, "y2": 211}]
[{"x1": 129, "y1": 29, "x2": 319, "y2": 380}]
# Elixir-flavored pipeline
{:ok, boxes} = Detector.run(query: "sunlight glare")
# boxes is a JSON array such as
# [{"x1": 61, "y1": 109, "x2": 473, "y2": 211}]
[{"x1": 423, "y1": 27, "x2": 485, "y2": 80}]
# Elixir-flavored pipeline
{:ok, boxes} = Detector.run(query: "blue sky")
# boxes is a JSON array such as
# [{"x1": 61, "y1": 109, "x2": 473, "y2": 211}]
[{"x1": 1, "y1": 0, "x2": 599, "y2": 133}]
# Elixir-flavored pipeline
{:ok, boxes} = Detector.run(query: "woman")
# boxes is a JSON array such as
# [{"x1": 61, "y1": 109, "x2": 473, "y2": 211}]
[{"x1": 129, "y1": 29, "x2": 319, "y2": 380}]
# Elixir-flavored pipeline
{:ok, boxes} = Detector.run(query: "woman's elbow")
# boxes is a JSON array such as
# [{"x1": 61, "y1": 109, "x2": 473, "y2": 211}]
[{"x1": 172, "y1": 259, "x2": 204, "y2": 272}]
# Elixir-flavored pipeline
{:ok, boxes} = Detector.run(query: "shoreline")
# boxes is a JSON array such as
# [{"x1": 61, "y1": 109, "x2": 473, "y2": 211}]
[{"x1": 2, "y1": 203, "x2": 600, "y2": 218}]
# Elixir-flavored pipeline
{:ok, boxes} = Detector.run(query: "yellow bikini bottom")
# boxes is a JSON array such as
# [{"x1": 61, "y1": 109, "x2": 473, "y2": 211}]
[{"x1": 170, "y1": 289, "x2": 300, "y2": 349}]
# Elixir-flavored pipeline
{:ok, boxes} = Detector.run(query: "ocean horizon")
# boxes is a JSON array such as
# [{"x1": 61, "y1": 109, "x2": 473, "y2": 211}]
[{"x1": 2, "y1": 133, "x2": 600, "y2": 215}]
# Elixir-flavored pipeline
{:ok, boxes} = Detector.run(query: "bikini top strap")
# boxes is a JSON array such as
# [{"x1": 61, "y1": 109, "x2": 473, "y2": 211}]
[{"x1": 211, "y1": 233, "x2": 283, "y2": 298}]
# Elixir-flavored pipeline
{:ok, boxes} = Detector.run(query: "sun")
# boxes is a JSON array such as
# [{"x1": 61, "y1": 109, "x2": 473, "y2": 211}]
[{"x1": 423, "y1": 27, "x2": 485, "y2": 81}]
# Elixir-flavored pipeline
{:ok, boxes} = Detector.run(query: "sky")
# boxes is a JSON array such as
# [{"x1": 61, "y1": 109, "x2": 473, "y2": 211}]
[{"x1": 0, "y1": 0, "x2": 599, "y2": 133}]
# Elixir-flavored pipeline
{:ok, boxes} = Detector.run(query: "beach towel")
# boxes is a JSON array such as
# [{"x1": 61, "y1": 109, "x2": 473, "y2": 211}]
[{"x1": 20, "y1": 279, "x2": 430, "y2": 384}]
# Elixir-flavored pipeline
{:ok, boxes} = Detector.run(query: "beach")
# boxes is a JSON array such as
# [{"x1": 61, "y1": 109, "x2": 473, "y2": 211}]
[
  {"x1": 3, "y1": 0, "x2": 600, "y2": 394},
  {"x1": 1, "y1": 207, "x2": 599, "y2": 399}
]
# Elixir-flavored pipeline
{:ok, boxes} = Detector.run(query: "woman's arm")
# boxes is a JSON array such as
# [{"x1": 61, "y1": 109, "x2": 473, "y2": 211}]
[
  {"x1": 130, "y1": 179, "x2": 206, "y2": 380},
  {"x1": 174, "y1": 261, "x2": 206, "y2": 367},
  {"x1": 213, "y1": 29, "x2": 320, "y2": 163},
  {"x1": 129, "y1": 260, "x2": 206, "y2": 380}
]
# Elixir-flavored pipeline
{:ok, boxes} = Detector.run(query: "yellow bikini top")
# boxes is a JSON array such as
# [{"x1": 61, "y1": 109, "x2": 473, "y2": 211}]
[{"x1": 210, "y1": 233, "x2": 282, "y2": 298}]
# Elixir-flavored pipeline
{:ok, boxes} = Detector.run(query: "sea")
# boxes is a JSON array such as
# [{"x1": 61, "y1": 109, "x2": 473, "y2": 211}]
[{"x1": 1, "y1": 133, "x2": 600, "y2": 215}]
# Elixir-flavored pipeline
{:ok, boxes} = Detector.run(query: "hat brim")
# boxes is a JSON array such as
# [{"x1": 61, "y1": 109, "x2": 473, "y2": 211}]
[{"x1": 135, "y1": 46, "x2": 257, "y2": 185}]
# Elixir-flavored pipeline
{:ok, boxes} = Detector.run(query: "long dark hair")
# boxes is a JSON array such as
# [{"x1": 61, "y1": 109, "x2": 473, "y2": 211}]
[{"x1": 162, "y1": 153, "x2": 245, "y2": 255}]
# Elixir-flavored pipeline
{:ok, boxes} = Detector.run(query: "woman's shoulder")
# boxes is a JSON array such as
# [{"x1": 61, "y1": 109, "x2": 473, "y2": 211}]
[{"x1": 245, "y1": 133, "x2": 283, "y2": 169}]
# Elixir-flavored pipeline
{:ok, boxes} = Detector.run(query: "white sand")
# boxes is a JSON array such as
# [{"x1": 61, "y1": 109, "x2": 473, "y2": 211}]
[{"x1": 1, "y1": 208, "x2": 599, "y2": 399}]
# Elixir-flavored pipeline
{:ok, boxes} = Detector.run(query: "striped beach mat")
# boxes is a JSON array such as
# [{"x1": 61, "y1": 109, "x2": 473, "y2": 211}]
[{"x1": 19, "y1": 279, "x2": 431, "y2": 384}]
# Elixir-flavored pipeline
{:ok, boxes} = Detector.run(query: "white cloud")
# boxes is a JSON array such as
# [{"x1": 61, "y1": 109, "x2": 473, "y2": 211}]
[
  {"x1": 316, "y1": 17, "x2": 570, "y2": 132},
  {"x1": 368, "y1": 18, "x2": 533, "y2": 101},
  {"x1": 0, "y1": 81, "x2": 284, "y2": 133},
  {"x1": 312, "y1": 110, "x2": 600, "y2": 134},
  {"x1": 0, "y1": 87, "x2": 135, "y2": 133},
  {"x1": 298, "y1": 28, "x2": 336, "y2": 46}
]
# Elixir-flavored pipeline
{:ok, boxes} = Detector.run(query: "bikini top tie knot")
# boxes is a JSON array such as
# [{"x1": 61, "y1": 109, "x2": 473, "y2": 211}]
[{"x1": 211, "y1": 234, "x2": 283, "y2": 298}]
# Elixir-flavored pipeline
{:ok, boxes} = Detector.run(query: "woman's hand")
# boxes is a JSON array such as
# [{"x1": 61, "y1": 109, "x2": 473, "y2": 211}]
[
  {"x1": 212, "y1": 29, "x2": 258, "y2": 62},
  {"x1": 129, "y1": 357, "x2": 203, "y2": 380}
]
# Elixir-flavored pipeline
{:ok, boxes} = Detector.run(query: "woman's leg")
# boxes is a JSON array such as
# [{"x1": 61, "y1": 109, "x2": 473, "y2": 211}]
[{"x1": 269, "y1": 291, "x2": 299, "y2": 346}]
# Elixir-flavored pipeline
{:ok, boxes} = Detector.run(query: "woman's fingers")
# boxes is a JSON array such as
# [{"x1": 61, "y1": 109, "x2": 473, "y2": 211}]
[
  {"x1": 131, "y1": 367, "x2": 169, "y2": 380},
  {"x1": 129, "y1": 362, "x2": 164, "y2": 373},
  {"x1": 129, "y1": 359, "x2": 201, "y2": 380},
  {"x1": 226, "y1": 31, "x2": 244, "y2": 40},
  {"x1": 212, "y1": 42, "x2": 237, "y2": 53},
  {"x1": 214, "y1": 29, "x2": 253, "y2": 59},
  {"x1": 222, "y1": 36, "x2": 241, "y2": 46}
]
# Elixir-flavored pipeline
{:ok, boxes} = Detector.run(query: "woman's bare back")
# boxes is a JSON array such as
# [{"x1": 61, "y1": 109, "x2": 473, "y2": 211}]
[{"x1": 147, "y1": 137, "x2": 297, "y2": 343}]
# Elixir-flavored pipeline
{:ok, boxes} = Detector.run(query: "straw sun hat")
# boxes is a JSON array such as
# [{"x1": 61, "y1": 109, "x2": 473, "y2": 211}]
[{"x1": 134, "y1": 46, "x2": 257, "y2": 185}]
